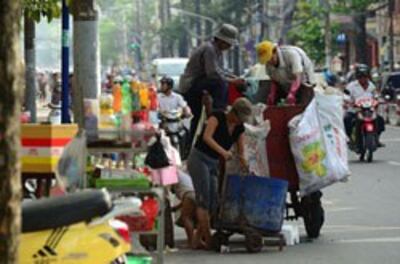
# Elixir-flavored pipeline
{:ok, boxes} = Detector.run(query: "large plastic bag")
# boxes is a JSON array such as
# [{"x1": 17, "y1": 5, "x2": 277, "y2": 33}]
[
  {"x1": 289, "y1": 95, "x2": 349, "y2": 196},
  {"x1": 242, "y1": 121, "x2": 270, "y2": 176},
  {"x1": 225, "y1": 104, "x2": 270, "y2": 177},
  {"x1": 56, "y1": 131, "x2": 87, "y2": 191},
  {"x1": 315, "y1": 93, "x2": 350, "y2": 180}
]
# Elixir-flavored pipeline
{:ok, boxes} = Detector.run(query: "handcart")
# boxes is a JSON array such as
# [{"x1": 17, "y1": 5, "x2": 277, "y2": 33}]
[
  {"x1": 211, "y1": 174, "x2": 288, "y2": 253},
  {"x1": 265, "y1": 105, "x2": 325, "y2": 239}
]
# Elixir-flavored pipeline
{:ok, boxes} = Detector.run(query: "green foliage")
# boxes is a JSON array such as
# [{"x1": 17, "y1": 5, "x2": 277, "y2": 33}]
[
  {"x1": 333, "y1": 0, "x2": 385, "y2": 12},
  {"x1": 23, "y1": 0, "x2": 62, "y2": 22},
  {"x1": 288, "y1": 0, "x2": 340, "y2": 65}
]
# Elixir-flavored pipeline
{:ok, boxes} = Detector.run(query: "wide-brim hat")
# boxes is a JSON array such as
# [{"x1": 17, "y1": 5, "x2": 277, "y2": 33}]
[{"x1": 214, "y1": 24, "x2": 239, "y2": 46}]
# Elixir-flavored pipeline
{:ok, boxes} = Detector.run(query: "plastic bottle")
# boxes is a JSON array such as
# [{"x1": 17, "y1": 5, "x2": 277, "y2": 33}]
[{"x1": 121, "y1": 80, "x2": 132, "y2": 115}]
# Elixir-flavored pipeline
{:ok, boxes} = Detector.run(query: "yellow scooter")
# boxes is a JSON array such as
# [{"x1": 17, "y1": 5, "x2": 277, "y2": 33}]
[{"x1": 20, "y1": 189, "x2": 142, "y2": 264}]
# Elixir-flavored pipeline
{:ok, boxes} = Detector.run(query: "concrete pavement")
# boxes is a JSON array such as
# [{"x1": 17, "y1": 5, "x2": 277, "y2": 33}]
[{"x1": 164, "y1": 125, "x2": 400, "y2": 264}]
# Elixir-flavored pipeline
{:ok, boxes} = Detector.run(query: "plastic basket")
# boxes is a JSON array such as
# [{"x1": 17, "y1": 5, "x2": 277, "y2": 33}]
[
  {"x1": 118, "y1": 197, "x2": 158, "y2": 232},
  {"x1": 221, "y1": 175, "x2": 288, "y2": 233}
]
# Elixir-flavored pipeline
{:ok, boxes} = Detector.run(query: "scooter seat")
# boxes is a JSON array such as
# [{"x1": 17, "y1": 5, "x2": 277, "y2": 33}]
[{"x1": 22, "y1": 189, "x2": 112, "y2": 233}]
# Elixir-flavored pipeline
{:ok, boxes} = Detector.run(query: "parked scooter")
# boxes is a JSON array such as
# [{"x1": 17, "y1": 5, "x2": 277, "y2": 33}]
[
  {"x1": 20, "y1": 189, "x2": 142, "y2": 263},
  {"x1": 351, "y1": 97, "x2": 381, "y2": 162},
  {"x1": 159, "y1": 109, "x2": 191, "y2": 159}
]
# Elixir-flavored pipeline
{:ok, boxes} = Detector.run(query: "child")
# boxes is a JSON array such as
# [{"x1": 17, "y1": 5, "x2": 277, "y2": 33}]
[{"x1": 173, "y1": 169, "x2": 198, "y2": 248}]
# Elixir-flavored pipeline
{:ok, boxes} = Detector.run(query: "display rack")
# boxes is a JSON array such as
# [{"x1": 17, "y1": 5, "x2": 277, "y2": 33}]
[{"x1": 87, "y1": 130, "x2": 165, "y2": 264}]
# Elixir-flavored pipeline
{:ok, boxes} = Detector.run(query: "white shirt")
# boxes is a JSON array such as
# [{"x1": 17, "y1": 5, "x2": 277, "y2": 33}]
[
  {"x1": 266, "y1": 46, "x2": 316, "y2": 91},
  {"x1": 345, "y1": 80, "x2": 376, "y2": 112},
  {"x1": 158, "y1": 92, "x2": 187, "y2": 112}
]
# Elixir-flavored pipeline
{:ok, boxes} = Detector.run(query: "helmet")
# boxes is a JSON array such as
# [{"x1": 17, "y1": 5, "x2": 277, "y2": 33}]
[
  {"x1": 355, "y1": 64, "x2": 370, "y2": 79},
  {"x1": 160, "y1": 76, "x2": 174, "y2": 88}
]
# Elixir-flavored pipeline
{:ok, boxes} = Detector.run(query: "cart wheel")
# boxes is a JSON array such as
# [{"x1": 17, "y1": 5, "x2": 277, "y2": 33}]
[
  {"x1": 301, "y1": 191, "x2": 325, "y2": 239},
  {"x1": 211, "y1": 231, "x2": 229, "y2": 252},
  {"x1": 244, "y1": 229, "x2": 263, "y2": 253}
]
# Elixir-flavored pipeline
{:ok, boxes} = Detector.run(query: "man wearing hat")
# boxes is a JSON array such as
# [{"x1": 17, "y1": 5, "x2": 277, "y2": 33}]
[
  {"x1": 179, "y1": 23, "x2": 242, "y2": 146},
  {"x1": 256, "y1": 41, "x2": 316, "y2": 106}
]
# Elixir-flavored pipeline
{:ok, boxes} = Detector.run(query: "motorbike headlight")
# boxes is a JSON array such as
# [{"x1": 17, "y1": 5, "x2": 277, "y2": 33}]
[{"x1": 396, "y1": 95, "x2": 400, "y2": 100}]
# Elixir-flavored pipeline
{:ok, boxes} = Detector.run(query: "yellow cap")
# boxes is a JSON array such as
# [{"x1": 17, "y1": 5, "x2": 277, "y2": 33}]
[{"x1": 256, "y1": 41, "x2": 275, "y2": 64}]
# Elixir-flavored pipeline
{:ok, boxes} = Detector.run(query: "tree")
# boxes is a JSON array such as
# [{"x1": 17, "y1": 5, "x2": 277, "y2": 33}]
[
  {"x1": 334, "y1": 0, "x2": 386, "y2": 64},
  {"x1": 22, "y1": 0, "x2": 61, "y2": 123},
  {"x1": 288, "y1": 0, "x2": 340, "y2": 66},
  {"x1": 0, "y1": 0, "x2": 23, "y2": 263}
]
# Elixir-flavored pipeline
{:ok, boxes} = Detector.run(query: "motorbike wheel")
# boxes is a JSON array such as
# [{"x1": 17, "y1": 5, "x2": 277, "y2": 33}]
[
  {"x1": 244, "y1": 229, "x2": 263, "y2": 253},
  {"x1": 365, "y1": 133, "x2": 376, "y2": 163},
  {"x1": 301, "y1": 191, "x2": 325, "y2": 239},
  {"x1": 211, "y1": 231, "x2": 229, "y2": 252}
]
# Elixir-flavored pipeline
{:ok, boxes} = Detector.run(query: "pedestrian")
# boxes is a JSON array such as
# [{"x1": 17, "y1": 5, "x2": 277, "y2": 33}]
[
  {"x1": 179, "y1": 24, "x2": 243, "y2": 146},
  {"x1": 187, "y1": 97, "x2": 252, "y2": 249},
  {"x1": 256, "y1": 40, "x2": 316, "y2": 106}
]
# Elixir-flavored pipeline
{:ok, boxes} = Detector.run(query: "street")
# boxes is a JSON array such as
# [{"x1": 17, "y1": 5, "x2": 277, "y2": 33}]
[{"x1": 165, "y1": 125, "x2": 400, "y2": 264}]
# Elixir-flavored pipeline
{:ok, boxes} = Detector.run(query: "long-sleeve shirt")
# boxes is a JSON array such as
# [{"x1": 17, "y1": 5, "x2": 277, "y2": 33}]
[{"x1": 179, "y1": 40, "x2": 225, "y2": 94}]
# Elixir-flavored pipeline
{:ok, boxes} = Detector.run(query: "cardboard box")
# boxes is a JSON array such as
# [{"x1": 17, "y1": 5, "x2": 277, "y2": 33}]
[{"x1": 21, "y1": 124, "x2": 78, "y2": 173}]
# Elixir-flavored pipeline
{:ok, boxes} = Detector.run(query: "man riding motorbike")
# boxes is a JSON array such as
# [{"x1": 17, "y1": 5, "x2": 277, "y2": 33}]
[
  {"x1": 158, "y1": 76, "x2": 191, "y2": 157},
  {"x1": 256, "y1": 40, "x2": 316, "y2": 106},
  {"x1": 343, "y1": 64, "x2": 385, "y2": 150}
]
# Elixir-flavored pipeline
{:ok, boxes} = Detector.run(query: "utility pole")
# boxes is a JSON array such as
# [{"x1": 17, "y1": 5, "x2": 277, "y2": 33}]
[
  {"x1": 24, "y1": 13, "x2": 37, "y2": 123},
  {"x1": 61, "y1": 0, "x2": 71, "y2": 123},
  {"x1": 72, "y1": 0, "x2": 100, "y2": 129},
  {"x1": 389, "y1": 0, "x2": 395, "y2": 71}
]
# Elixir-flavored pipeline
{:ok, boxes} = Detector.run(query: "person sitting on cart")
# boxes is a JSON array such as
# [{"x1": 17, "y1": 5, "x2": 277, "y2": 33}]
[
  {"x1": 256, "y1": 40, "x2": 316, "y2": 106},
  {"x1": 187, "y1": 97, "x2": 252, "y2": 249},
  {"x1": 179, "y1": 24, "x2": 244, "y2": 147}
]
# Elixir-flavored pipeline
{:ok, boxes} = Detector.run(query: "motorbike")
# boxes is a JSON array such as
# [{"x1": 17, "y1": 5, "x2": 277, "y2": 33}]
[
  {"x1": 351, "y1": 97, "x2": 380, "y2": 162},
  {"x1": 159, "y1": 109, "x2": 191, "y2": 159},
  {"x1": 20, "y1": 189, "x2": 142, "y2": 264}
]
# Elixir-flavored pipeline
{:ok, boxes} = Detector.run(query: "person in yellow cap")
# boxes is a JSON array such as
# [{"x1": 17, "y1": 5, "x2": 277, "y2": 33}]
[{"x1": 256, "y1": 41, "x2": 316, "y2": 105}]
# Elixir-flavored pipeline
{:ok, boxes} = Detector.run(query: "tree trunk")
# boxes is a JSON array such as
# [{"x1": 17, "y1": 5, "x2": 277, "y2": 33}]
[
  {"x1": 159, "y1": 0, "x2": 168, "y2": 57},
  {"x1": 261, "y1": 0, "x2": 270, "y2": 40},
  {"x1": 353, "y1": 13, "x2": 368, "y2": 64},
  {"x1": 0, "y1": 1, "x2": 23, "y2": 263},
  {"x1": 24, "y1": 13, "x2": 37, "y2": 123},
  {"x1": 178, "y1": 0, "x2": 189, "y2": 57},
  {"x1": 166, "y1": 0, "x2": 174, "y2": 56},
  {"x1": 195, "y1": 0, "x2": 201, "y2": 46},
  {"x1": 279, "y1": 0, "x2": 298, "y2": 44},
  {"x1": 72, "y1": 0, "x2": 100, "y2": 130}
]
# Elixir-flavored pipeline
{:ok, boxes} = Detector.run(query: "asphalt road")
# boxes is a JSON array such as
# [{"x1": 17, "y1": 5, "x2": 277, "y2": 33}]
[{"x1": 165, "y1": 125, "x2": 400, "y2": 264}]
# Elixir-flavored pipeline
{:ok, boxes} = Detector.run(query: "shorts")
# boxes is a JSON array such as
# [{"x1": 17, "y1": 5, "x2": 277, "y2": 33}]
[{"x1": 187, "y1": 148, "x2": 219, "y2": 214}]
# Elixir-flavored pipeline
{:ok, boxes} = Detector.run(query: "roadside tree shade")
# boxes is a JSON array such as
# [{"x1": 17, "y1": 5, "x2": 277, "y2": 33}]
[{"x1": 0, "y1": 0, "x2": 23, "y2": 262}]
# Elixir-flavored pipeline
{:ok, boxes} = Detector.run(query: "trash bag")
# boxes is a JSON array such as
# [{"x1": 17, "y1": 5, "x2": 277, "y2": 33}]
[
  {"x1": 145, "y1": 135, "x2": 170, "y2": 169},
  {"x1": 56, "y1": 130, "x2": 87, "y2": 191},
  {"x1": 289, "y1": 96, "x2": 349, "y2": 197}
]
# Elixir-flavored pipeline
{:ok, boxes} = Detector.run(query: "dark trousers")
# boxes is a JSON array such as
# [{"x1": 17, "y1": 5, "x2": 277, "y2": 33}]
[{"x1": 184, "y1": 77, "x2": 228, "y2": 146}]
